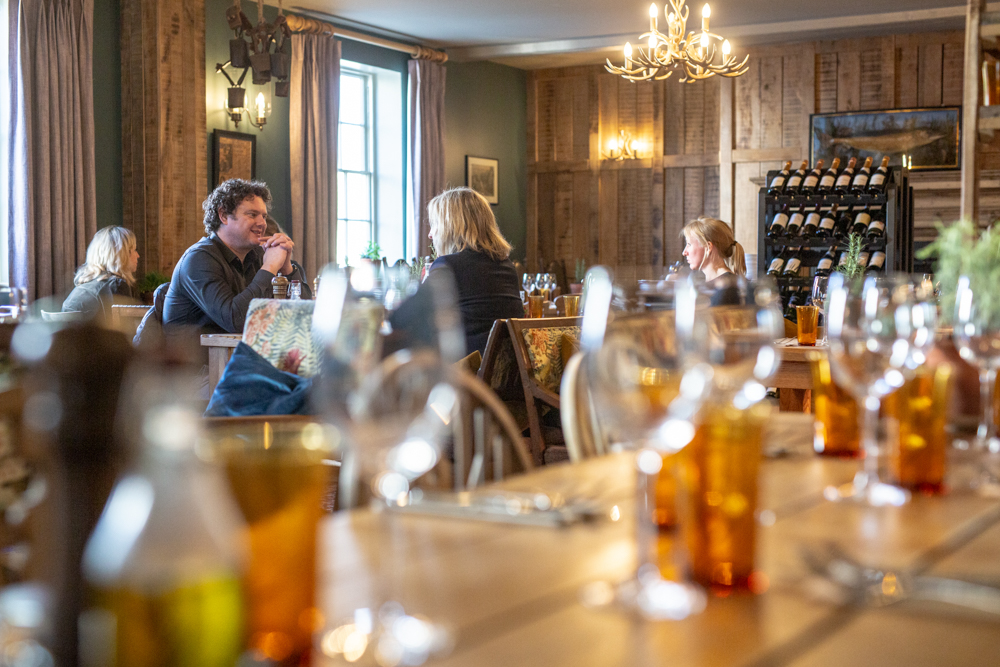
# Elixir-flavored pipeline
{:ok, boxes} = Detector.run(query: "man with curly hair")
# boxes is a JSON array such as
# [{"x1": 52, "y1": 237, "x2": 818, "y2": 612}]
[{"x1": 163, "y1": 178, "x2": 305, "y2": 338}]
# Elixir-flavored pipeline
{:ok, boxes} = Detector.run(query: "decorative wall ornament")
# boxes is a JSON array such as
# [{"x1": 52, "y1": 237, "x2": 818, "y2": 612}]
[
  {"x1": 220, "y1": 0, "x2": 292, "y2": 101},
  {"x1": 605, "y1": 0, "x2": 748, "y2": 83}
]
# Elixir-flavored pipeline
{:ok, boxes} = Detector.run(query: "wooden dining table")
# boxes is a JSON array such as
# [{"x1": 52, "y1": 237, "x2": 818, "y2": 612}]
[
  {"x1": 201, "y1": 333, "x2": 242, "y2": 395},
  {"x1": 318, "y1": 414, "x2": 1000, "y2": 666}
]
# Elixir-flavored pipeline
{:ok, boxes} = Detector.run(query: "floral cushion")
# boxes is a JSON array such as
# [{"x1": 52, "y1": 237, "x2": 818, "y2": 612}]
[
  {"x1": 521, "y1": 326, "x2": 580, "y2": 393},
  {"x1": 242, "y1": 299, "x2": 323, "y2": 377}
]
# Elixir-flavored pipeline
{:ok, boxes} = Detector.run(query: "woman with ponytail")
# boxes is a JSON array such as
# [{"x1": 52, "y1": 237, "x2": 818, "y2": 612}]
[{"x1": 681, "y1": 217, "x2": 746, "y2": 306}]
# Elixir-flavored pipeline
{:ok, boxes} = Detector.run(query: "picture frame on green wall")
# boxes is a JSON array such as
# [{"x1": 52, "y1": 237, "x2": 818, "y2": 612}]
[
  {"x1": 213, "y1": 130, "x2": 257, "y2": 185},
  {"x1": 466, "y1": 156, "x2": 499, "y2": 204}
]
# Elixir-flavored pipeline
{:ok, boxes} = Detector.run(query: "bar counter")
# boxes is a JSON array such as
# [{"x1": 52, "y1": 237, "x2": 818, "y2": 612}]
[{"x1": 318, "y1": 415, "x2": 1000, "y2": 666}]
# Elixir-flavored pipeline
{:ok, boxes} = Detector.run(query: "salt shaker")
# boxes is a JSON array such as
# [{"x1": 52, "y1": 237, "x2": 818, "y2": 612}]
[
  {"x1": 289, "y1": 280, "x2": 302, "y2": 300},
  {"x1": 271, "y1": 273, "x2": 289, "y2": 299}
]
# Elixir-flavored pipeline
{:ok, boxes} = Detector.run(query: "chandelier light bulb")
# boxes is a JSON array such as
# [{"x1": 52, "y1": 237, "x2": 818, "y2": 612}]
[
  {"x1": 624, "y1": 41, "x2": 633, "y2": 59},
  {"x1": 255, "y1": 92, "x2": 265, "y2": 117},
  {"x1": 722, "y1": 39, "x2": 731, "y2": 55},
  {"x1": 668, "y1": 12, "x2": 675, "y2": 22},
  {"x1": 702, "y1": 4, "x2": 711, "y2": 18},
  {"x1": 649, "y1": 3, "x2": 658, "y2": 17},
  {"x1": 700, "y1": 32, "x2": 710, "y2": 48}
]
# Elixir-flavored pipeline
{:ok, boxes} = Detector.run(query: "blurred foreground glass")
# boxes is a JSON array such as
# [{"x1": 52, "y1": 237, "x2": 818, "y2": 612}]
[
  {"x1": 883, "y1": 363, "x2": 953, "y2": 495},
  {"x1": 796, "y1": 305, "x2": 819, "y2": 346},
  {"x1": 201, "y1": 419, "x2": 336, "y2": 663},
  {"x1": 824, "y1": 274, "x2": 936, "y2": 506},
  {"x1": 809, "y1": 353, "x2": 861, "y2": 457},
  {"x1": 81, "y1": 376, "x2": 245, "y2": 666},
  {"x1": 954, "y1": 275, "x2": 1000, "y2": 455},
  {"x1": 527, "y1": 295, "x2": 544, "y2": 318}
]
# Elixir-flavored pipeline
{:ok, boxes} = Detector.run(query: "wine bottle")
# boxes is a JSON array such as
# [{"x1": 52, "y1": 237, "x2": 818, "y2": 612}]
[
  {"x1": 781, "y1": 247, "x2": 804, "y2": 276},
  {"x1": 833, "y1": 205, "x2": 852, "y2": 239},
  {"x1": 814, "y1": 247, "x2": 838, "y2": 277},
  {"x1": 817, "y1": 203, "x2": 839, "y2": 237},
  {"x1": 800, "y1": 159, "x2": 824, "y2": 194},
  {"x1": 816, "y1": 157, "x2": 841, "y2": 194},
  {"x1": 857, "y1": 248, "x2": 871, "y2": 268},
  {"x1": 867, "y1": 156, "x2": 892, "y2": 193},
  {"x1": 767, "y1": 247, "x2": 788, "y2": 275},
  {"x1": 866, "y1": 250, "x2": 887, "y2": 273},
  {"x1": 850, "y1": 206, "x2": 871, "y2": 236},
  {"x1": 850, "y1": 156, "x2": 874, "y2": 194},
  {"x1": 767, "y1": 204, "x2": 791, "y2": 237},
  {"x1": 786, "y1": 205, "x2": 806, "y2": 236},
  {"x1": 767, "y1": 161, "x2": 793, "y2": 195},
  {"x1": 833, "y1": 157, "x2": 857, "y2": 195},
  {"x1": 866, "y1": 207, "x2": 885, "y2": 238},
  {"x1": 801, "y1": 204, "x2": 823, "y2": 236},
  {"x1": 785, "y1": 160, "x2": 809, "y2": 192}
]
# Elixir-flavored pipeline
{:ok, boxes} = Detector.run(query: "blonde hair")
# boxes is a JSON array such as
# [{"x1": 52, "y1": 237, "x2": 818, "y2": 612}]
[
  {"x1": 682, "y1": 217, "x2": 746, "y2": 278},
  {"x1": 428, "y1": 187, "x2": 512, "y2": 261},
  {"x1": 74, "y1": 226, "x2": 137, "y2": 286}
]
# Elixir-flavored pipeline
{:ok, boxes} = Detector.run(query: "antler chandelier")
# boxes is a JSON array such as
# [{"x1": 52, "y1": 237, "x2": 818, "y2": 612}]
[{"x1": 606, "y1": 0, "x2": 749, "y2": 83}]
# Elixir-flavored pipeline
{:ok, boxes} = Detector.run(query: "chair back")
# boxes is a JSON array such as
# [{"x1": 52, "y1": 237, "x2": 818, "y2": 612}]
[
  {"x1": 478, "y1": 319, "x2": 520, "y2": 401},
  {"x1": 560, "y1": 351, "x2": 608, "y2": 463},
  {"x1": 242, "y1": 299, "x2": 322, "y2": 376}
]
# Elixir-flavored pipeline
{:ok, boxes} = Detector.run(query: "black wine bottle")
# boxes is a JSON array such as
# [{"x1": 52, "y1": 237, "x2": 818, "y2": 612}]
[
  {"x1": 801, "y1": 204, "x2": 823, "y2": 236},
  {"x1": 767, "y1": 204, "x2": 791, "y2": 237},
  {"x1": 816, "y1": 157, "x2": 841, "y2": 194},
  {"x1": 867, "y1": 156, "x2": 892, "y2": 193},
  {"x1": 850, "y1": 156, "x2": 874, "y2": 194},
  {"x1": 866, "y1": 207, "x2": 885, "y2": 238},
  {"x1": 767, "y1": 161, "x2": 793, "y2": 195},
  {"x1": 781, "y1": 247, "x2": 804, "y2": 276},
  {"x1": 786, "y1": 205, "x2": 806, "y2": 236},
  {"x1": 850, "y1": 206, "x2": 871, "y2": 236},
  {"x1": 833, "y1": 205, "x2": 852, "y2": 239},
  {"x1": 784, "y1": 160, "x2": 809, "y2": 192},
  {"x1": 833, "y1": 157, "x2": 857, "y2": 195},
  {"x1": 817, "y1": 203, "x2": 839, "y2": 237},
  {"x1": 866, "y1": 250, "x2": 887, "y2": 273},
  {"x1": 800, "y1": 159, "x2": 824, "y2": 194},
  {"x1": 767, "y1": 247, "x2": 789, "y2": 275},
  {"x1": 814, "y1": 247, "x2": 838, "y2": 277}
]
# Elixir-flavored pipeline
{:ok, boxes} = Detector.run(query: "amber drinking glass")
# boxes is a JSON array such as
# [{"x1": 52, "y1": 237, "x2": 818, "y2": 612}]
[
  {"x1": 809, "y1": 353, "x2": 861, "y2": 458},
  {"x1": 205, "y1": 420, "x2": 335, "y2": 664},
  {"x1": 527, "y1": 295, "x2": 544, "y2": 318},
  {"x1": 796, "y1": 305, "x2": 819, "y2": 346},
  {"x1": 561, "y1": 294, "x2": 581, "y2": 317},
  {"x1": 883, "y1": 364, "x2": 953, "y2": 494},
  {"x1": 678, "y1": 400, "x2": 768, "y2": 591}
]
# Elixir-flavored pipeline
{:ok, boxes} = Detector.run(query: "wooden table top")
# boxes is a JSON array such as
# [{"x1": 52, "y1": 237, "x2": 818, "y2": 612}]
[
  {"x1": 318, "y1": 413, "x2": 1000, "y2": 666},
  {"x1": 200, "y1": 333, "x2": 242, "y2": 347}
]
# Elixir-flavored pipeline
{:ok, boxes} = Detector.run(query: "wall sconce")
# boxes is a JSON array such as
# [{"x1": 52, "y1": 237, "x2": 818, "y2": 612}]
[
  {"x1": 218, "y1": 62, "x2": 271, "y2": 131},
  {"x1": 604, "y1": 129, "x2": 640, "y2": 161}
]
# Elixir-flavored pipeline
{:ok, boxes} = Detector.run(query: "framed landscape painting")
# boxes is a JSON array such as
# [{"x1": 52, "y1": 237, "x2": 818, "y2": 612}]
[
  {"x1": 466, "y1": 156, "x2": 499, "y2": 204},
  {"x1": 213, "y1": 130, "x2": 257, "y2": 185},
  {"x1": 809, "y1": 107, "x2": 960, "y2": 171}
]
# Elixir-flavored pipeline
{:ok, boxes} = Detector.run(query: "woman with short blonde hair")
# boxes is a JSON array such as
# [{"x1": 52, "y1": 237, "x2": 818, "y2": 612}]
[
  {"x1": 63, "y1": 226, "x2": 139, "y2": 318},
  {"x1": 393, "y1": 187, "x2": 522, "y2": 355}
]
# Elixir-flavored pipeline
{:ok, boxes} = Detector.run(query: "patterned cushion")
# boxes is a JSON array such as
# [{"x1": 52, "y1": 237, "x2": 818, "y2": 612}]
[
  {"x1": 521, "y1": 326, "x2": 580, "y2": 393},
  {"x1": 242, "y1": 299, "x2": 323, "y2": 377}
]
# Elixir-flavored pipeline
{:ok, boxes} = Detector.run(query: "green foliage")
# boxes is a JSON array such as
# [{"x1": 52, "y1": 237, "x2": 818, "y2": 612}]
[
  {"x1": 918, "y1": 219, "x2": 1000, "y2": 326},
  {"x1": 836, "y1": 233, "x2": 866, "y2": 282},
  {"x1": 361, "y1": 241, "x2": 382, "y2": 261},
  {"x1": 135, "y1": 271, "x2": 170, "y2": 295}
]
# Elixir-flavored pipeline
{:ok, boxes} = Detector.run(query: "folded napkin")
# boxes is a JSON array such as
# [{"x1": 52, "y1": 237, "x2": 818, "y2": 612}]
[{"x1": 205, "y1": 342, "x2": 313, "y2": 417}]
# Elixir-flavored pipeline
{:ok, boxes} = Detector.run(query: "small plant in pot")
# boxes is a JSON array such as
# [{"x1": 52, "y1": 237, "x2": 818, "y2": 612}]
[{"x1": 134, "y1": 271, "x2": 170, "y2": 305}]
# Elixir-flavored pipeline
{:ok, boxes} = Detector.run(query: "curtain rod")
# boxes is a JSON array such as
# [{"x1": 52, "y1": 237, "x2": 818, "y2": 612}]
[{"x1": 284, "y1": 14, "x2": 448, "y2": 63}]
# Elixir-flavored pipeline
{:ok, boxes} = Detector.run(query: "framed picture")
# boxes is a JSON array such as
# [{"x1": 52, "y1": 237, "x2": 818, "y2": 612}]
[
  {"x1": 213, "y1": 130, "x2": 257, "y2": 185},
  {"x1": 466, "y1": 156, "x2": 499, "y2": 204},
  {"x1": 809, "y1": 106, "x2": 961, "y2": 171}
]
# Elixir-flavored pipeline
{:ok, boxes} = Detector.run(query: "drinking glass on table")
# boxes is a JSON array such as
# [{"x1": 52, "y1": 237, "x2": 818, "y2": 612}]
[
  {"x1": 823, "y1": 273, "x2": 936, "y2": 506},
  {"x1": 953, "y1": 275, "x2": 1000, "y2": 489},
  {"x1": 313, "y1": 266, "x2": 460, "y2": 664}
]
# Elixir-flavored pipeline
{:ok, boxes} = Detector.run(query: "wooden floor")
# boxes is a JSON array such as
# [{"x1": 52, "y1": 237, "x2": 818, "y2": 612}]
[{"x1": 317, "y1": 415, "x2": 1000, "y2": 666}]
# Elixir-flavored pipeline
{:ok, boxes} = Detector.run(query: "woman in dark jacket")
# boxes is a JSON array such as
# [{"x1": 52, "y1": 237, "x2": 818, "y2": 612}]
[
  {"x1": 392, "y1": 187, "x2": 523, "y2": 356},
  {"x1": 62, "y1": 226, "x2": 139, "y2": 319}
]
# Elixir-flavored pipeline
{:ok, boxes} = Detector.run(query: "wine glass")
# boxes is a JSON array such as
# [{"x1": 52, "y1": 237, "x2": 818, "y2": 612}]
[
  {"x1": 313, "y1": 266, "x2": 463, "y2": 664},
  {"x1": 953, "y1": 276, "x2": 1000, "y2": 484},
  {"x1": 824, "y1": 273, "x2": 935, "y2": 506}
]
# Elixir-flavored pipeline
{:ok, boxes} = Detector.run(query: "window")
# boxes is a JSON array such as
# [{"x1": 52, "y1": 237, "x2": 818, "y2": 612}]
[
  {"x1": 338, "y1": 61, "x2": 406, "y2": 265},
  {"x1": 0, "y1": 0, "x2": 9, "y2": 284}
]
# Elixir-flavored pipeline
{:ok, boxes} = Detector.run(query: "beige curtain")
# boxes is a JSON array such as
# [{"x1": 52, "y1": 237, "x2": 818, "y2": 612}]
[
  {"x1": 8, "y1": 0, "x2": 96, "y2": 300},
  {"x1": 289, "y1": 33, "x2": 340, "y2": 280},
  {"x1": 408, "y1": 59, "x2": 446, "y2": 257}
]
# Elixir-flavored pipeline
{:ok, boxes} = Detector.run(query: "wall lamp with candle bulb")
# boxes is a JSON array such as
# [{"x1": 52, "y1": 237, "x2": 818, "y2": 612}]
[
  {"x1": 604, "y1": 130, "x2": 640, "y2": 161},
  {"x1": 606, "y1": 0, "x2": 748, "y2": 83},
  {"x1": 217, "y1": 60, "x2": 272, "y2": 131}
]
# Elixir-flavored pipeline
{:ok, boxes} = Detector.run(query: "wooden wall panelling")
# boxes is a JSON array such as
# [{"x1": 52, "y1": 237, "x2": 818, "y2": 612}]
[
  {"x1": 536, "y1": 79, "x2": 556, "y2": 162},
  {"x1": 942, "y1": 42, "x2": 964, "y2": 106},
  {"x1": 734, "y1": 162, "x2": 760, "y2": 256},
  {"x1": 719, "y1": 78, "x2": 735, "y2": 224},
  {"x1": 598, "y1": 171, "x2": 619, "y2": 267},
  {"x1": 553, "y1": 172, "x2": 574, "y2": 261},
  {"x1": 651, "y1": 79, "x2": 665, "y2": 267},
  {"x1": 918, "y1": 44, "x2": 944, "y2": 107},
  {"x1": 759, "y1": 56, "x2": 784, "y2": 149},
  {"x1": 880, "y1": 37, "x2": 896, "y2": 109},
  {"x1": 683, "y1": 168, "x2": 705, "y2": 225},
  {"x1": 554, "y1": 78, "x2": 574, "y2": 162},
  {"x1": 536, "y1": 172, "x2": 556, "y2": 267},
  {"x1": 598, "y1": 74, "x2": 619, "y2": 162},
  {"x1": 859, "y1": 49, "x2": 883, "y2": 110},
  {"x1": 572, "y1": 76, "x2": 591, "y2": 162},
  {"x1": 617, "y1": 77, "x2": 638, "y2": 150},
  {"x1": 735, "y1": 58, "x2": 760, "y2": 149},
  {"x1": 703, "y1": 79, "x2": 720, "y2": 155},
  {"x1": 617, "y1": 171, "x2": 637, "y2": 267},
  {"x1": 782, "y1": 51, "x2": 803, "y2": 149},
  {"x1": 896, "y1": 46, "x2": 919, "y2": 108},
  {"x1": 816, "y1": 53, "x2": 838, "y2": 113},
  {"x1": 837, "y1": 50, "x2": 861, "y2": 111},
  {"x1": 664, "y1": 79, "x2": 685, "y2": 156},
  {"x1": 663, "y1": 168, "x2": 685, "y2": 263},
  {"x1": 683, "y1": 84, "x2": 706, "y2": 155},
  {"x1": 703, "y1": 167, "x2": 720, "y2": 220}
]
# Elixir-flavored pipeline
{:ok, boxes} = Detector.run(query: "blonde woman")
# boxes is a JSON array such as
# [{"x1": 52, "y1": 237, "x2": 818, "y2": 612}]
[
  {"x1": 394, "y1": 187, "x2": 523, "y2": 355},
  {"x1": 681, "y1": 216, "x2": 746, "y2": 305},
  {"x1": 62, "y1": 226, "x2": 139, "y2": 318}
]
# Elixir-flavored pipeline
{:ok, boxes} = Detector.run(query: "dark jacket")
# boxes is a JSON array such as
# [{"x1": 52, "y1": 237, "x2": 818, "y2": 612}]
[{"x1": 62, "y1": 276, "x2": 136, "y2": 319}]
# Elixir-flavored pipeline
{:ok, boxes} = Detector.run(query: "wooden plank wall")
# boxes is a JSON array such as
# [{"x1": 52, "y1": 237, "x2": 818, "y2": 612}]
[
  {"x1": 121, "y1": 0, "x2": 207, "y2": 277},
  {"x1": 527, "y1": 29, "x2": 973, "y2": 274}
]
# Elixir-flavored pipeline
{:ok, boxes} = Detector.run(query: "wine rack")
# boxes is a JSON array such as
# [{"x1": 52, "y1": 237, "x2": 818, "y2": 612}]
[{"x1": 756, "y1": 167, "x2": 914, "y2": 316}]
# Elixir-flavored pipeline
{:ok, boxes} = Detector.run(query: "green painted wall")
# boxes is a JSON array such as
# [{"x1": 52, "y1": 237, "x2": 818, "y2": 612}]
[
  {"x1": 443, "y1": 61, "x2": 527, "y2": 261},
  {"x1": 93, "y1": 0, "x2": 122, "y2": 228}
]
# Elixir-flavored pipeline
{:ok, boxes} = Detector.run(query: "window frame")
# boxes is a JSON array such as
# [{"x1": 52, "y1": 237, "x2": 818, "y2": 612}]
[{"x1": 337, "y1": 67, "x2": 377, "y2": 264}]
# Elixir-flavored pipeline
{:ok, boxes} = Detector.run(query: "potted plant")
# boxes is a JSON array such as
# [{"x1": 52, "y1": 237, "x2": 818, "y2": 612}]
[{"x1": 134, "y1": 271, "x2": 171, "y2": 305}]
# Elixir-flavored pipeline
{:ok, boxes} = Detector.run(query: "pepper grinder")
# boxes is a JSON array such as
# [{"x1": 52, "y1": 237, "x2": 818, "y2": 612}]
[{"x1": 271, "y1": 272, "x2": 289, "y2": 299}]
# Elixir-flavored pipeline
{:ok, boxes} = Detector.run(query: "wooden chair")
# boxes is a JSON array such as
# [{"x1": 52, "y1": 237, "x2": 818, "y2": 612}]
[
  {"x1": 111, "y1": 304, "x2": 152, "y2": 339},
  {"x1": 506, "y1": 316, "x2": 583, "y2": 464},
  {"x1": 559, "y1": 351, "x2": 608, "y2": 463}
]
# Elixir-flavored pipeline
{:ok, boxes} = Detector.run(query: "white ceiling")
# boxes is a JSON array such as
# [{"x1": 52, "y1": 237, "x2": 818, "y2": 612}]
[{"x1": 289, "y1": 0, "x2": 972, "y2": 67}]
